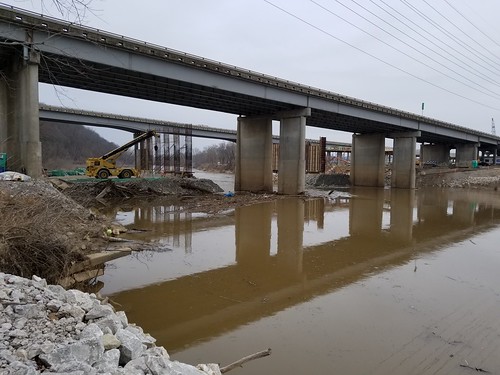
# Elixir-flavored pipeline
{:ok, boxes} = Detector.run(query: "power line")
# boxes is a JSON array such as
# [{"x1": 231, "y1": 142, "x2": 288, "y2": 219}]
[
  {"x1": 311, "y1": 0, "x2": 500, "y2": 100},
  {"x1": 421, "y1": 0, "x2": 500, "y2": 61},
  {"x1": 369, "y1": 0, "x2": 500, "y2": 83},
  {"x1": 400, "y1": 0, "x2": 500, "y2": 74},
  {"x1": 336, "y1": 0, "x2": 500, "y2": 90},
  {"x1": 442, "y1": 0, "x2": 500, "y2": 51},
  {"x1": 262, "y1": 0, "x2": 500, "y2": 111}
]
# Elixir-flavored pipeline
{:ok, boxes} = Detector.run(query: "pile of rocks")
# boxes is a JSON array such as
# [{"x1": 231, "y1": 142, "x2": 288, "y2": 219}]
[{"x1": 0, "y1": 273, "x2": 221, "y2": 374}]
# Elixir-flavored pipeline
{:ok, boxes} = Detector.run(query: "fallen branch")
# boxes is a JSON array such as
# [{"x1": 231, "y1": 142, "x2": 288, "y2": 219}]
[
  {"x1": 220, "y1": 348, "x2": 271, "y2": 373},
  {"x1": 101, "y1": 236, "x2": 134, "y2": 243},
  {"x1": 459, "y1": 363, "x2": 490, "y2": 373}
]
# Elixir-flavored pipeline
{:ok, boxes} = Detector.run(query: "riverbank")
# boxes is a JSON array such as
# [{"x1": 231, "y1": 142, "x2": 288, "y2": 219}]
[{"x1": 2, "y1": 169, "x2": 500, "y2": 373}]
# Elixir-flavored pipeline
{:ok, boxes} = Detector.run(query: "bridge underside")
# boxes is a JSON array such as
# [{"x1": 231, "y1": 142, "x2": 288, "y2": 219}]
[{"x1": 11, "y1": 47, "x2": 487, "y2": 145}]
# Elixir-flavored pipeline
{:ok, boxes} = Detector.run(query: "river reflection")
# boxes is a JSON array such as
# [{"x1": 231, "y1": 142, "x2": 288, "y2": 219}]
[{"x1": 100, "y1": 186, "x2": 500, "y2": 374}]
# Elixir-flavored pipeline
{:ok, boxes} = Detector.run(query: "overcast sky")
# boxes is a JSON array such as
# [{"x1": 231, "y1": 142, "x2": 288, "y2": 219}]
[{"x1": 11, "y1": 0, "x2": 500, "y2": 149}]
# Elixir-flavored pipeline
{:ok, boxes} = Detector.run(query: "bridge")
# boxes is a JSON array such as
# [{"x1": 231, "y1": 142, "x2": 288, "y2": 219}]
[
  {"x1": 39, "y1": 104, "x2": 353, "y2": 152},
  {"x1": 1, "y1": 4, "x2": 499, "y2": 192}
]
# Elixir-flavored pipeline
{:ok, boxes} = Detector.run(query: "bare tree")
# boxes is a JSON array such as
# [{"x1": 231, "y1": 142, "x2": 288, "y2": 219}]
[{"x1": 21, "y1": 0, "x2": 96, "y2": 24}]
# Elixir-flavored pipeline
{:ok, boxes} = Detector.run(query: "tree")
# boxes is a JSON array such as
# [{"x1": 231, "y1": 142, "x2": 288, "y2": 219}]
[{"x1": 20, "y1": 0, "x2": 95, "y2": 23}]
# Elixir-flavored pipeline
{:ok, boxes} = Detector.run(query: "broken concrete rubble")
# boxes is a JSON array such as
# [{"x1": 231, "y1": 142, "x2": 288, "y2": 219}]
[{"x1": 0, "y1": 272, "x2": 221, "y2": 374}]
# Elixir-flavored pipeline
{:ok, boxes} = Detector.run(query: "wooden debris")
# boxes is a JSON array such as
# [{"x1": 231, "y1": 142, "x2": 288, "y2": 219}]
[{"x1": 219, "y1": 348, "x2": 271, "y2": 373}]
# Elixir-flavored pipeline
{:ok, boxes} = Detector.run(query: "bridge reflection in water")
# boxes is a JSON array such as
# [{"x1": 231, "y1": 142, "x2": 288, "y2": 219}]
[{"x1": 101, "y1": 188, "x2": 500, "y2": 364}]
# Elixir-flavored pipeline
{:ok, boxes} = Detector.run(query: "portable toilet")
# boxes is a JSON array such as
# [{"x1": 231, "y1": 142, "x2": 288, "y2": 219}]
[{"x1": 0, "y1": 153, "x2": 6, "y2": 173}]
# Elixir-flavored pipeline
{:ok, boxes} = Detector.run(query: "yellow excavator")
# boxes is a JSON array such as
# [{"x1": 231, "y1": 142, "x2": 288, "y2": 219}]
[{"x1": 85, "y1": 130, "x2": 157, "y2": 179}]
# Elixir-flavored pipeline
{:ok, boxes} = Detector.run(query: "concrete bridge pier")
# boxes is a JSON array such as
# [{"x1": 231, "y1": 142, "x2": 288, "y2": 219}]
[
  {"x1": 420, "y1": 143, "x2": 449, "y2": 166},
  {"x1": 0, "y1": 45, "x2": 42, "y2": 177},
  {"x1": 277, "y1": 108, "x2": 310, "y2": 195},
  {"x1": 391, "y1": 131, "x2": 420, "y2": 189},
  {"x1": 235, "y1": 116, "x2": 273, "y2": 192},
  {"x1": 456, "y1": 143, "x2": 478, "y2": 168},
  {"x1": 351, "y1": 133, "x2": 385, "y2": 187}
]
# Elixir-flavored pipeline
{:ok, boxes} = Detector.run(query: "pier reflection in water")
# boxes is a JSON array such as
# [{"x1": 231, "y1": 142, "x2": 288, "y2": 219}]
[{"x1": 100, "y1": 187, "x2": 500, "y2": 375}]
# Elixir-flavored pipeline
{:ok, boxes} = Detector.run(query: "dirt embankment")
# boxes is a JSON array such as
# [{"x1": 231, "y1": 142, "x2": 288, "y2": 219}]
[{"x1": 416, "y1": 166, "x2": 500, "y2": 189}]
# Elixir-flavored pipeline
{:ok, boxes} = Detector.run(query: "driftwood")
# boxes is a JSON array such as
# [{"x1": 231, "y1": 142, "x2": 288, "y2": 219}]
[
  {"x1": 101, "y1": 236, "x2": 134, "y2": 243},
  {"x1": 219, "y1": 348, "x2": 271, "y2": 373},
  {"x1": 459, "y1": 363, "x2": 490, "y2": 373}
]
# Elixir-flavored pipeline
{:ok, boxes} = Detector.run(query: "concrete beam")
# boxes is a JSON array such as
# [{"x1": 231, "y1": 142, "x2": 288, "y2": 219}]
[
  {"x1": 389, "y1": 131, "x2": 421, "y2": 138},
  {"x1": 274, "y1": 107, "x2": 311, "y2": 120}
]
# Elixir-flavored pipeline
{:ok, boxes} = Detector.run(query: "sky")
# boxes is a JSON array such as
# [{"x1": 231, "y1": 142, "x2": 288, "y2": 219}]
[{"x1": 10, "y1": 0, "x2": 500, "y2": 150}]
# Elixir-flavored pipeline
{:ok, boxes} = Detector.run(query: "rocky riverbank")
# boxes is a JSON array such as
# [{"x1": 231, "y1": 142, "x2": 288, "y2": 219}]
[
  {"x1": 0, "y1": 272, "x2": 221, "y2": 374},
  {"x1": 416, "y1": 166, "x2": 500, "y2": 188}
]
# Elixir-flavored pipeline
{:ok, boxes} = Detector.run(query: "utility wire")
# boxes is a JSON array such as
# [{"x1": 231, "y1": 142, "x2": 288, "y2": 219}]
[
  {"x1": 400, "y1": 0, "x2": 500, "y2": 74},
  {"x1": 421, "y1": 0, "x2": 500, "y2": 61},
  {"x1": 442, "y1": 0, "x2": 500, "y2": 51},
  {"x1": 367, "y1": 0, "x2": 500, "y2": 84},
  {"x1": 342, "y1": 0, "x2": 500, "y2": 88},
  {"x1": 376, "y1": 0, "x2": 500, "y2": 80},
  {"x1": 313, "y1": 0, "x2": 500, "y2": 100},
  {"x1": 262, "y1": 0, "x2": 500, "y2": 111}
]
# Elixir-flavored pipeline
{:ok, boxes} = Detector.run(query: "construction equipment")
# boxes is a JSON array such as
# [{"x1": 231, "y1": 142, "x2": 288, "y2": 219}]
[{"x1": 86, "y1": 130, "x2": 157, "y2": 179}]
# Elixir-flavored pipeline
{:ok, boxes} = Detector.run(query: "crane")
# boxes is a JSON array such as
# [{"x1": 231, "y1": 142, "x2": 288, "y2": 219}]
[{"x1": 85, "y1": 130, "x2": 157, "y2": 179}]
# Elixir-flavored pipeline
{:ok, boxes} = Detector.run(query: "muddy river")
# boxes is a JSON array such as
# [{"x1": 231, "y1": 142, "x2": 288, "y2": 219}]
[{"x1": 98, "y1": 172, "x2": 500, "y2": 374}]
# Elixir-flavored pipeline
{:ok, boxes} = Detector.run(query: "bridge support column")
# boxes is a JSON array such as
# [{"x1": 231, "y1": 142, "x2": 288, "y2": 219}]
[
  {"x1": 0, "y1": 46, "x2": 41, "y2": 177},
  {"x1": 391, "y1": 131, "x2": 420, "y2": 189},
  {"x1": 235, "y1": 116, "x2": 273, "y2": 192},
  {"x1": 278, "y1": 108, "x2": 310, "y2": 195},
  {"x1": 420, "y1": 143, "x2": 449, "y2": 167},
  {"x1": 351, "y1": 133, "x2": 385, "y2": 187},
  {"x1": 456, "y1": 143, "x2": 478, "y2": 168}
]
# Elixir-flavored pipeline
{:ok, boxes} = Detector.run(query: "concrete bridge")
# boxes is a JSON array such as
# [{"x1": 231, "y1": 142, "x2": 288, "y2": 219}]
[
  {"x1": 1, "y1": 4, "x2": 499, "y2": 192},
  {"x1": 39, "y1": 104, "x2": 353, "y2": 152}
]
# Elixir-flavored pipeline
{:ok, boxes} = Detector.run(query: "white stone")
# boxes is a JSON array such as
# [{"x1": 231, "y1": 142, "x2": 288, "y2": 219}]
[
  {"x1": 102, "y1": 334, "x2": 121, "y2": 350},
  {"x1": 85, "y1": 303, "x2": 114, "y2": 320},
  {"x1": 93, "y1": 348, "x2": 120, "y2": 373},
  {"x1": 115, "y1": 328, "x2": 146, "y2": 365},
  {"x1": 65, "y1": 290, "x2": 95, "y2": 312}
]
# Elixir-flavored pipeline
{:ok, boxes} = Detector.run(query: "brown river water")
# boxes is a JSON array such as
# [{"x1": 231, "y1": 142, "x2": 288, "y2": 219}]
[{"x1": 98, "y1": 172, "x2": 500, "y2": 375}]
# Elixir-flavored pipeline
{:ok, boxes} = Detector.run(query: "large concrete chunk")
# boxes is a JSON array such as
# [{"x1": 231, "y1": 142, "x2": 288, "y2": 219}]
[
  {"x1": 115, "y1": 328, "x2": 146, "y2": 365},
  {"x1": 93, "y1": 348, "x2": 120, "y2": 373},
  {"x1": 39, "y1": 336, "x2": 104, "y2": 368}
]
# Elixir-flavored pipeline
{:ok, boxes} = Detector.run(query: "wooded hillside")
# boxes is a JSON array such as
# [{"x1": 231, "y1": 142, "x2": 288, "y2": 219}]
[{"x1": 40, "y1": 122, "x2": 133, "y2": 170}]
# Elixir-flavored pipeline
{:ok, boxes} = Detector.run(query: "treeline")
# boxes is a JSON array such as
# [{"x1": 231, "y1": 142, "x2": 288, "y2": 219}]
[
  {"x1": 193, "y1": 142, "x2": 235, "y2": 171},
  {"x1": 40, "y1": 122, "x2": 133, "y2": 170},
  {"x1": 38, "y1": 122, "x2": 234, "y2": 172}
]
